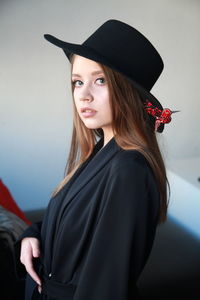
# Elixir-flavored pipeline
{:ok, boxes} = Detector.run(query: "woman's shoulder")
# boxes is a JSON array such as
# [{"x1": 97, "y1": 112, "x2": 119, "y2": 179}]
[
  {"x1": 109, "y1": 149, "x2": 158, "y2": 192},
  {"x1": 111, "y1": 148, "x2": 149, "y2": 170}
]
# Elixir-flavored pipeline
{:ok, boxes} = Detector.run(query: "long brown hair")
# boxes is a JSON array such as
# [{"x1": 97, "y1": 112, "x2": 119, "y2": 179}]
[{"x1": 52, "y1": 54, "x2": 169, "y2": 223}]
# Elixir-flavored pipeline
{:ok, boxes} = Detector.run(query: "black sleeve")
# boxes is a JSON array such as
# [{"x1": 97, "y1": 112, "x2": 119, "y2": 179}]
[
  {"x1": 73, "y1": 158, "x2": 160, "y2": 300},
  {"x1": 14, "y1": 221, "x2": 42, "y2": 279}
]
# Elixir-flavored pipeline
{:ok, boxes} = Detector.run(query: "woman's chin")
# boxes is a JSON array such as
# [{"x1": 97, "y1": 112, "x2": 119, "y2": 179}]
[
  {"x1": 84, "y1": 124, "x2": 99, "y2": 130},
  {"x1": 82, "y1": 121, "x2": 100, "y2": 130}
]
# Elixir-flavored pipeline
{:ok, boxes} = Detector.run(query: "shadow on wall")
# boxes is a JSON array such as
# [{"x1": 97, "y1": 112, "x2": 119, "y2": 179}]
[{"x1": 138, "y1": 215, "x2": 200, "y2": 300}]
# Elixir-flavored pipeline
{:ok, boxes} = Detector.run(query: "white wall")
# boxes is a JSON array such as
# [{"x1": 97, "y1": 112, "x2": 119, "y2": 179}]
[{"x1": 0, "y1": 0, "x2": 200, "y2": 211}]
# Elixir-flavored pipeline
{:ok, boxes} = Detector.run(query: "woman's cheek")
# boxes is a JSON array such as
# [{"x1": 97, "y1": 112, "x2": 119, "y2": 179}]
[{"x1": 73, "y1": 95, "x2": 80, "y2": 112}]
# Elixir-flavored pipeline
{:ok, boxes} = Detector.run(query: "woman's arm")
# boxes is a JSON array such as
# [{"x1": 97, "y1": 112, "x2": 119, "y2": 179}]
[{"x1": 14, "y1": 221, "x2": 42, "y2": 280}]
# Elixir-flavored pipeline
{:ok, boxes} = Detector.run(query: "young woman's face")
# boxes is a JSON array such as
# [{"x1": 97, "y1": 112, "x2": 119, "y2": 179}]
[{"x1": 71, "y1": 55, "x2": 113, "y2": 137}]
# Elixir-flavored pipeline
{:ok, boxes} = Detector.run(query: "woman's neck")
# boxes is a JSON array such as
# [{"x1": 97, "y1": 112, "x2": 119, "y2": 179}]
[{"x1": 103, "y1": 134, "x2": 114, "y2": 148}]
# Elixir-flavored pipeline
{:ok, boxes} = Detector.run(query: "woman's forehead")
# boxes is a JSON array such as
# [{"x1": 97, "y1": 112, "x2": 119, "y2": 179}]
[{"x1": 72, "y1": 55, "x2": 103, "y2": 74}]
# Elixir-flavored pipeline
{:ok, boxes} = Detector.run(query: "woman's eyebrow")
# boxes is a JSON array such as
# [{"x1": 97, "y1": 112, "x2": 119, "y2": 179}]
[{"x1": 72, "y1": 70, "x2": 104, "y2": 77}]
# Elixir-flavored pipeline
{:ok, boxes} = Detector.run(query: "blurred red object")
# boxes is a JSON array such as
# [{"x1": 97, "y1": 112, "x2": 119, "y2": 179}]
[{"x1": 0, "y1": 179, "x2": 31, "y2": 225}]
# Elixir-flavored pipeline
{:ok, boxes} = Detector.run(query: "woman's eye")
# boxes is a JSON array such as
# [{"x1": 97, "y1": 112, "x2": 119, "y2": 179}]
[
  {"x1": 71, "y1": 80, "x2": 82, "y2": 86},
  {"x1": 71, "y1": 77, "x2": 106, "y2": 87},
  {"x1": 96, "y1": 77, "x2": 106, "y2": 84}
]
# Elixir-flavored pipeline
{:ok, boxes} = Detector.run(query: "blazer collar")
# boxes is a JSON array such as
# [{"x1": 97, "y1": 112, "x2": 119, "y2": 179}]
[
  {"x1": 61, "y1": 136, "x2": 121, "y2": 208},
  {"x1": 50, "y1": 136, "x2": 122, "y2": 260}
]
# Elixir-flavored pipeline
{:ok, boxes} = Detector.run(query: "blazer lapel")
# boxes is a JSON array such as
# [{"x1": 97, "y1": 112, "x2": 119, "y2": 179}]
[
  {"x1": 61, "y1": 136, "x2": 121, "y2": 208},
  {"x1": 50, "y1": 136, "x2": 122, "y2": 265}
]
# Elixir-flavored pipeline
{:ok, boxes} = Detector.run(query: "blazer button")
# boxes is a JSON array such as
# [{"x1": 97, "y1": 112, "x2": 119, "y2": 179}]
[{"x1": 48, "y1": 273, "x2": 52, "y2": 278}]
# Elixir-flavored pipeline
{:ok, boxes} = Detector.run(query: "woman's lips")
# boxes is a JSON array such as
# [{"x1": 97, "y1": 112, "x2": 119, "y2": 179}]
[{"x1": 81, "y1": 108, "x2": 97, "y2": 118}]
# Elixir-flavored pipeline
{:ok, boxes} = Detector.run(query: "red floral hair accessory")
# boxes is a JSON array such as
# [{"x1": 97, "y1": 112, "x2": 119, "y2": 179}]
[{"x1": 144, "y1": 100, "x2": 179, "y2": 131}]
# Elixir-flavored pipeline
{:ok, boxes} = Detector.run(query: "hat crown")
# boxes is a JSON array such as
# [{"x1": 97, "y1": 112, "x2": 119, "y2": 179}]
[{"x1": 83, "y1": 19, "x2": 164, "y2": 91}]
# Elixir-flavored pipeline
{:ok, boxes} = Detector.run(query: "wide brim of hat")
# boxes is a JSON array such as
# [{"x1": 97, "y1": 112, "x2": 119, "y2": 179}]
[{"x1": 44, "y1": 34, "x2": 164, "y2": 133}]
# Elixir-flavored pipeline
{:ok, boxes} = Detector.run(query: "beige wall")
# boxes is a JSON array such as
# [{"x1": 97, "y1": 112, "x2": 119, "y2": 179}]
[{"x1": 1, "y1": 0, "x2": 199, "y2": 210}]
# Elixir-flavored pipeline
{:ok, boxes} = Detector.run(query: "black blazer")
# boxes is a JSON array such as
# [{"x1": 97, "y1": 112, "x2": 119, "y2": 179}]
[{"x1": 15, "y1": 136, "x2": 160, "y2": 300}]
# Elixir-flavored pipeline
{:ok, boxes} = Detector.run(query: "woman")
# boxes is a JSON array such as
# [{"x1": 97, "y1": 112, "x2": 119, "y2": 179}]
[{"x1": 16, "y1": 19, "x2": 175, "y2": 300}]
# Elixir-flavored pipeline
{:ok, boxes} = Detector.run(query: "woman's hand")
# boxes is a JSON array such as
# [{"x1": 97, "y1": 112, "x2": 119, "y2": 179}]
[{"x1": 20, "y1": 237, "x2": 42, "y2": 290}]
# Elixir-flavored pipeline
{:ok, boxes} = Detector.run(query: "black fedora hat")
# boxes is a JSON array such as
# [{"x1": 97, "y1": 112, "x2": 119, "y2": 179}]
[{"x1": 44, "y1": 19, "x2": 166, "y2": 132}]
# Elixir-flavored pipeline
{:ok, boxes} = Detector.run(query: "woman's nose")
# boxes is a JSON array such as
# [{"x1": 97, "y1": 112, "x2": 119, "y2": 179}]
[
  {"x1": 80, "y1": 94, "x2": 93, "y2": 102},
  {"x1": 79, "y1": 85, "x2": 94, "y2": 102}
]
